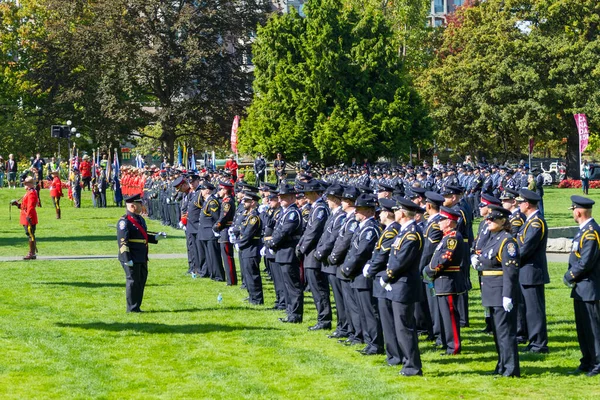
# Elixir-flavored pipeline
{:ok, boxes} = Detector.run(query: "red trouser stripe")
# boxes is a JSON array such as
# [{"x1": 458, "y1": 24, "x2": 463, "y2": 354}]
[
  {"x1": 448, "y1": 295, "x2": 460, "y2": 355},
  {"x1": 299, "y1": 260, "x2": 305, "y2": 284},
  {"x1": 224, "y1": 243, "x2": 236, "y2": 283}
]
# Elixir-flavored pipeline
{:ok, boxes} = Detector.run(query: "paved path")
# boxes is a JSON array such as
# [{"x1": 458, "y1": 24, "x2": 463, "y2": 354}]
[
  {"x1": 0, "y1": 253, "x2": 189, "y2": 262},
  {"x1": 0, "y1": 252, "x2": 570, "y2": 263}
]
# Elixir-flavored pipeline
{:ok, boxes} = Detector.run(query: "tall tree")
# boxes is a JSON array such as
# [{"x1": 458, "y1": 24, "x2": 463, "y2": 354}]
[{"x1": 239, "y1": 0, "x2": 430, "y2": 164}]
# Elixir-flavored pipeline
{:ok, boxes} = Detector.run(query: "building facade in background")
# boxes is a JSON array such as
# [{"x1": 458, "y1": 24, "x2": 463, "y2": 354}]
[{"x1": 429, "y1": 0, "x2": 465, "y2": 26}]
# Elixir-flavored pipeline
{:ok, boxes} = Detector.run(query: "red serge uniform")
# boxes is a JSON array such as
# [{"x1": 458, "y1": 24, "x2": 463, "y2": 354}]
[
  {"x1": 20, "y1": 188, "x2": 39, "y2": 226},
  {"x1": 224, "y1": 159, "x2": 238, "y2": 181},
  {"x1": 80, "y1": 160, "x2": 92, "y2": 179},
  {"x1": 50, "y1": 176, "x2": 63, "y2": 198}
]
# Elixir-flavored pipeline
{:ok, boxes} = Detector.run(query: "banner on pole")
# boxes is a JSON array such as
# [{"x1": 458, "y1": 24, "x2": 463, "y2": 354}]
[
  {"x1": 231, "y1": 115, "x2": 239, "y2": 153},
  {"x1": 574, "y1": 114, "x2": 590, "y2": 153},
  {"x1": 529, "y1": 137, "x2": 534, "y2": 154}
]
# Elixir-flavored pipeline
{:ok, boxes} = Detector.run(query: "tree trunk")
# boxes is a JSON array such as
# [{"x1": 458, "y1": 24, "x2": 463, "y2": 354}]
[
  {"x1": 566, "y1": 119, "x2": 580, "y2": 179},
  {"x1": 161, "y1": 123, "x2": 176, "y2": 164}
]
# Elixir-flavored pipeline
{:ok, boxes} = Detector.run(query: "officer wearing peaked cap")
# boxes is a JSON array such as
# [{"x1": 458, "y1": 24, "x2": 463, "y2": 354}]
[
  {"x1": 236, "y1": 192, "x2": 264, "y2": 305},
  {"x1": 340, "y1": 194, "x2": 383, "y2": 355},
  {"x1": 198, "y1": 180, "x2": 225, "y2": 282},
  {"x1": 476, "y1": 205, "x2": 521, "y2": 377},
  {"x1": 564, "y1": 196, "x2": 600, "y2": 377},
  {"x1": 516, "y1": 189, "x2": 549, "y2": 353},
  {"x1": 297, "y1": 180, "x2": 332, "y2": 331},
  {"x1": 424, "y1": 206, "x2": 466, "y2": 355},
  {"x1": 265, "y1": 183, "x2": 304, "y2": 323},
  {"x1": 117, "y1": 194, "x2": 164, "y2": 313},
  {"x1": 381, "y1": 197, "x2": 424, "y2": 376},
  {"x1": 364, "y1": 198, "x2": 401, "y2": 365}
]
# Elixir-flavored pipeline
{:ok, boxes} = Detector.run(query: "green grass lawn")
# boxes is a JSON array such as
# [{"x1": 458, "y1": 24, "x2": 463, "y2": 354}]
[{"x1": 0, "y1": 186, "x2": 599, "y2": 399}]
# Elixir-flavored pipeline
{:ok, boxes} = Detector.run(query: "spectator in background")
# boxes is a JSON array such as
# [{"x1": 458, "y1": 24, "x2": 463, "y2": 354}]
[
  {"x1": 7, "y1": 153, "x2": 18, "y2": 189},
  {"x1": 0, "y1": 155, "x2": 5, "y2": 188},
  {"x1": 254, "y1": 153, "x2": 266, "y2": 186},
  {"x1": 273, "y1": 153, "x2": 286, "y2": 184},
  {"x1": 31, "y1": 153, "x2": 45, "y2": 183},
  {"x1": 224, "y1": 154, "x2": 238, "y2": 181},
  {"x1": 581, "y1": 160, "x2": 590, "y2": 195},
  {"x1": 80, "y1": 155, "x2": 92, "y2": 191}
]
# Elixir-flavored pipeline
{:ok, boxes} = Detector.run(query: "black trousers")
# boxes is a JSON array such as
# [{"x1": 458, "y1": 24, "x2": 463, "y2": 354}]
[
  {"x1": 438, "y1": 294, "x2": 461, "y2": 354},
  {"x1": 356, "y1": 285, "x2": 383, "y2": 351},
  {"x1": 426, "y1": 284, "x2": 442, "y2": 342},
  {"x1": 327, "y1": 273, "x2": 349, "y2": 336},
  {"x1": 490, "y1": 306, "x2": 520, "y2": 377},
  {"x1": 516, "y1": 289, "x2": 528, "y2": 340},
  {"x1": 280, "y1": 262, "x2": 304, "y2": 321},
  {"x1": 122, "y1": 262, "x2": 148, "y2": 312},
  {"x1": 341, "y1": 279, "x2": 362, "y2": 341},
  {"x1": 221, "y1": 242, "x2": 237, "y2": 285},
  {"x1": 306, "y1": 268, "x2": 332, "y2": 324},
  {"x1": 378, "y1": 297, "x2": 402, "y2": 366},
  {"x1": 269, "y1": 260, "x2": 286, "y2": 309},
  {"x1": 414, "y1": 282, "x2": 433, "y2": 337},
  {"x1": 521, "y1": 284, "x2": 549, "y2": 352},
  {"x1": 457, "y1": 291, "x2": 469, "y2": 327},
  {"x1": 200, "y1": 239, "x2": 224, "y2": 281},
  {"x1": 186, "y1": 230, "x2": 199, "y2": 273},
  {"x1": 241, "y1": 256, "x2": 263, "y2": 305},
  {"x1": 574, "y1": 300, "x2": 600, "y2": 372},
  {"x1": 392, "y1": 301, "x2": 423, "y2": 376}
]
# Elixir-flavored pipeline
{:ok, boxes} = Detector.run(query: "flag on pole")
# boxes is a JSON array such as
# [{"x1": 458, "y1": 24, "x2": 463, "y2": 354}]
[
  {"x1": 183, "y1": 143, "x2": 188, "y2": 169},
  {"x1": 574, "y1": 114, "x2": 590, "y2": 153},
  {"x1": 190, "y1": 148, "x2": 196, "y2": 171},
  {"x1": 211, "y1": 150, "x2": 216, "y2": 171},
  {"x1": 231, "y1": 115, "x2": 239, "y2": 153},
  {"x1": 177, "y1": 145, "x2": 183, "y2": 167}
]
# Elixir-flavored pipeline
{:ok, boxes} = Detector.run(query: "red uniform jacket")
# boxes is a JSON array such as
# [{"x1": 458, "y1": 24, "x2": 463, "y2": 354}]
[
  {"x1": 80, "y1": 161, "x2": 92, "y2": 178},
  {"x1": 20, "y1": 189, "x2": 39, "y2": 226},
  {"x1": 50, "y1": 177, "x2": 63, "y2": 198}
]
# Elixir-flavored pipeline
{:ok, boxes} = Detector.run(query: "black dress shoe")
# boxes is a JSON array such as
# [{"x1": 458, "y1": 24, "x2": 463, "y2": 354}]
[
  {"x1": 400, "y1": 370, "x2": 423, "y2": 376},
  {"x1": 327, "y1": 331, "x2": 348, "y2": 339},
  {"x1": 308, "y1": 323, "x2": 332, "y2": 331},
  {"x1": 586, "y1": 369, "x2": 600, "y2": 377},
  {"x1": 279, "y1": 317, "x2": 302, "y2": 324},
  {"x1": 516, "y1": 336, "x2": 527, "y2": 344},
  {"x1": 568, "y1": 367, "x2": 590, "y2": 375}
]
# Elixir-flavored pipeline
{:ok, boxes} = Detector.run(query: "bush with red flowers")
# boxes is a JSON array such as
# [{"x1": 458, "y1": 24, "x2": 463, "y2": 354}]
[{"x1": 558, "y1": 179, "x2": 600, "y2": 189}]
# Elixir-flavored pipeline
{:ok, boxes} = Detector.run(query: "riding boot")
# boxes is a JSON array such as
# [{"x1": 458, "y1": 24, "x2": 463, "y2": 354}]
[
  {"x1": 56, "y1": 208, "x2": 61, "y2": 219},
  {"x1": 23, "y1": 241, "x2": 37, "y2": 260}
]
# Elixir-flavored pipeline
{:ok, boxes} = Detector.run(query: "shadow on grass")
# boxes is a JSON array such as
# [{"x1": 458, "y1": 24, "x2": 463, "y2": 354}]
[
  {"x1": 0, "y1": 235, "x2": 117, "y2": 246},
  {"x1": 144, "y1": 306, "x2": 280, "y2": 313},
  {"x1": 39, "y1": 281, "x2": 167, "y2": 288},
  {"x1": 56, "y1": 321, "x2": 280, "y2": 334}
]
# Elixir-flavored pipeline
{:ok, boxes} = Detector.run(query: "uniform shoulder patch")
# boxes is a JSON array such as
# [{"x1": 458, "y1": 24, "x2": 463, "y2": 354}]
[
  {"x1": 316, "y1": 210, "x2": 325, "y2": 220},
  {"x1": 531, "y1": 221, "x2": 542, "y2": 228},
  {"x1": 250, "y1": 216, "x2": 259, "y2": 225},
  {"x1": 289, "y1": 211, "x2": 298, "y2": 221},
  {"x1": 384, "y1": 230, "x2": 397, "y2": 239},
  {"x1": 507, "y1": 242, "x2": 517, "y2": 257},
  {"x1": 118, "y1": 220, "x2": 127, "y2": 230},
  {"x1": 223, "y1": 203, "x2": 231, "y2": 212},
  {"x1": 348, "y1": 220, "x2": 358, "y2": 233},
  {"x1": 447, "y1": 237, "x2": 457, "y2": 250},
  {"x1": 406, "y1": 233, "x2": 418, "y2": 241},
  {"x1": 365, "y1": 230, "x2": 373, "y2": 241},
  {"x1": 584, "y1": 234, "x2": 597, "y2": 240}
]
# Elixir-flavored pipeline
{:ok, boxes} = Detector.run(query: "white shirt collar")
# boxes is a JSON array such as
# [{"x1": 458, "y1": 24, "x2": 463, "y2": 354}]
[
  {"x1": 346, "y1": 209, "x2": 355, "y2": 218},
  {"x1": 332, "y1": 206, "x2": 342, "y2": 214},
  {"x1": 580, "y1": 217, "x2": 594, "y2": 230},
  {"x1": 400, "y1": 219, "x2": 415, "y2": 231},
  {"x1": 525, "y1": 209, "x2": 539, "y2": 221},
  {"x1": 359, "y1": 216, "x2": 374, "y2": 229}
]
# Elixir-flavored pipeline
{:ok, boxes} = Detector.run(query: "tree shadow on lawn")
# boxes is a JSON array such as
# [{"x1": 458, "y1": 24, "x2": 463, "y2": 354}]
[
  {"x1": 143, "y1": 306, "x2": 281, "y2": 313},
  {"x1": 39, "y1": 281, "x2": 167, "y2": 288},
  {"x1": 55, "y1": 321, "x2": 280, "y2": 334}
]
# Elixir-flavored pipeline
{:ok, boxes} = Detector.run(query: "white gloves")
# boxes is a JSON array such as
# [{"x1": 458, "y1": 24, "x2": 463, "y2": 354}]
[
  {"x1": 234, "y1": 243, "x2": 239, "y2": 251},
  {"x1": 470, "y1": 254, "x2": 481, "y2": 271},
  {"x1": 502, "y1": 297, "x2": 513, "y2": 312},
  {"x1": 124, "y1": 260, "x2": 133, "y2": 267},
  {"x1": 260, "y1": 247, "x2": 266, "y2": 257},
  {"x1": 178, "y1": 221, "x2": 184, "y2": 229},
  {"x1": 228, "y1": 231, "x2": 236, "y2": 243},
  {"x1": 155, "y1": 232, "x2": 167, "y2": 241},
  {"x1": 379, "y1": 277, "x2": 392, "y2": 292},
  {"x1": 269, "y1": 249, "x2": 275, "y2": 256},
  {"x1": 362, "y1": 264, "x2": 370, "y2": 278},
  {"x1": 212, "y1": 230, "x2": 220, "y2": 237}
]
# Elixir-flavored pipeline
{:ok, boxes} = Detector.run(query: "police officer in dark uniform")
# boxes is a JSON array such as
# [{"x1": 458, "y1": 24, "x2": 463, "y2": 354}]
[
  {"x1": 315, "y1": 184, "x2": 348, "y2": 338},
  {"x1": 328, "y1": 186, "x2": 361, "y2": 345},
  {"x1": 172, "y1": 175, "x2": 192, "y2": 273},
  {"x1": 262, "y1": 192, "x2": 286, "y2": 310},
  {"x1": 419, "y1": 191, "x2": 445, "y2": 346},
  {"x1": 564, "y1": 196, "x2": 600, "y2": 377},
  {"x1": 236, "y1": 192, "x2": 264, "y2": 305},
  {"x1": 501, "y1": 188, "x2": 528, "y2": 343},
  {"x1": 516, "y1": 189, "x2": 549, "y2": 353},
  {"x1": 364, "y1": 198, "x2": 400, "y2": 365},
  {"x1": 117, "y1": 194, "x2": 165, "y2": 313},
  {"x1": 198, "y1": 181, "x2": 225, "y2": 282},
  {"x1": 215, "y1": 182, "x2": 237, "y2": 285},
  {"x1": 424, "y1": 207, "x2": 466, "y2": 355},
  {"x1": 341, "y1": 193, "x2": 382, "y2": 355},
  {"x1": 380, "y1": 197, "x2": 424, "y2": 376},
  {"x1": 186, "y1": 174, "x2": 206, "y2": 278},
  {"x1": 265, "y1": 183, "x2": 304, "y2": 323},
  {"x1": 476, "y1": 205, "x2": 521, "y2": 377},
  {"x1": 297, "y1": 180, "x2": 332, "y2": 330}
]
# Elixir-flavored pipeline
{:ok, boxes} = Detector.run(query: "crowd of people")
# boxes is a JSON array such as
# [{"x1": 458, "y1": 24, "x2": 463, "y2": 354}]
[
  {"x1": 5, "y1": 151, "x2": 599, "y2": 378},
  {"x1": 129, "y1": 157, "x2": 599, "y2": 379}
]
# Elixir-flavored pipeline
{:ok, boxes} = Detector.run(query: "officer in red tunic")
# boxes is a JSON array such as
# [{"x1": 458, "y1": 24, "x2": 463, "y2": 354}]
[
  {"x1": 11, "y1": 176, "x2": 39, "y2": 260},
  {"x1": 49, "y1": 170, "x2": 64, "y2": 219}
]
